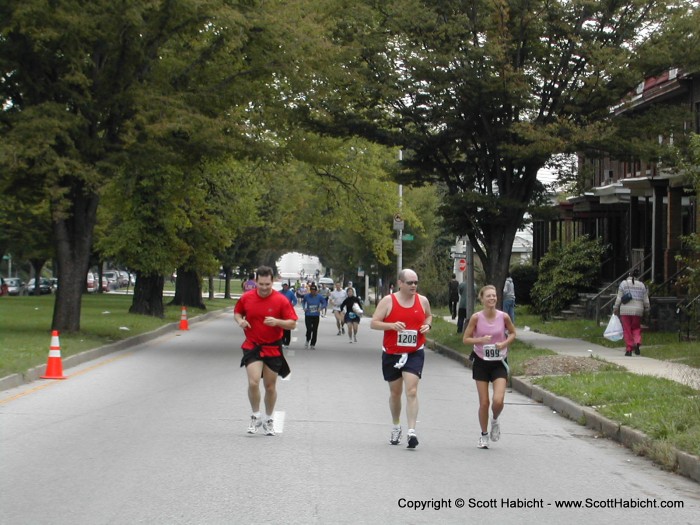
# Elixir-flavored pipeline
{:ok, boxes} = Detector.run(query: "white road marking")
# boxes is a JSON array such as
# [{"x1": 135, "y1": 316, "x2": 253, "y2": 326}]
[{"x1": 273, "y1": 410, "x2": 285, "y2": 433}]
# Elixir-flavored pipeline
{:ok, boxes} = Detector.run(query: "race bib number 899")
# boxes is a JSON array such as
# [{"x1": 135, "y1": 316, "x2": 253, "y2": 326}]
[
  {"x1": 397, "y1": 330, "x2": 418, "y2": 347},
  {"x1": 482, "y1": 344, "x2": 502, "y2": 361}
]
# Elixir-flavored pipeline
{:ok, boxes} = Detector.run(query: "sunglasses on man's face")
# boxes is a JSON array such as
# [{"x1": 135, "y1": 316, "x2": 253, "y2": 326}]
[{"x1": 404, "y1": 280, "x2": 418, "y2": 285}]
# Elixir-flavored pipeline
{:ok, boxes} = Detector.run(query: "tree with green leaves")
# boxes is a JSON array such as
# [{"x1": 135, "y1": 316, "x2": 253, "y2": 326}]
[
  {"x1": 0, "y1": 0, "x2": 287, "y2": 328},
  {"x1": 292, "y1": 0, "x2": 683, "y2": 297}
]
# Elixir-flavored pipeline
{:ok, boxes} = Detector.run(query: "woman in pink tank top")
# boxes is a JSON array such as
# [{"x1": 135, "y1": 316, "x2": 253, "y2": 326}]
[{"x1": 462, "y1": 284, "x2": 516, "y2": 449}]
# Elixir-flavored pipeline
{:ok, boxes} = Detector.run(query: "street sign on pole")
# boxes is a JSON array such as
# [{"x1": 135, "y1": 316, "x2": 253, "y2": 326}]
[{"x1": 458, "y1": 258, "x2": 467, "y2": 272}]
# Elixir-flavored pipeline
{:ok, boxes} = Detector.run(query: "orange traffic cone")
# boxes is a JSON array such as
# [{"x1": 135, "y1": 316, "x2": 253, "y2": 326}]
[
  {"x1": 179, "y1": 306, "x2": 189, "y2": 331},
  {"x1": 41, "y1": 330, "x2": 66, "y2": 380}
]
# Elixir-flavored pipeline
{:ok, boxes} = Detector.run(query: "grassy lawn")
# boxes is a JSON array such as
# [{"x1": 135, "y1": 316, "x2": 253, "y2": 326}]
[
  {"x1": 532, "y1": 372, "x2": 700, "y2": 461},
  {"x1": 0, "y1": 294, "x2": 236, "y2": 379}
]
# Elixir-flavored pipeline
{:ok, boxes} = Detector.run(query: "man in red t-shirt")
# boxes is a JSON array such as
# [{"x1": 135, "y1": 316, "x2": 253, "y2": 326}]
[
  {"x1": 234, "y1": 266, "x2": 297, "y2": 436},
  {"x1": 371, "y1": 268, "x2": 432, "y2": 449}
]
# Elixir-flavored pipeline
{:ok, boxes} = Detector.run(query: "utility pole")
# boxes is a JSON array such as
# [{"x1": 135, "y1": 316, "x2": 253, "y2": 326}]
[
  {"x1": 395, "y1": 150, "x2": 404, "y2": 281},
  {"x1": 394, "y1": 149, "x2": 403, "y2": 280}
]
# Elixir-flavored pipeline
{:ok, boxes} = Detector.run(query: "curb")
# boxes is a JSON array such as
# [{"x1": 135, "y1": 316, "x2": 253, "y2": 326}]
[
  {"x1": 0, "y1": 307, "x2": 231, "y2": 392},
  {"x1": 427, "y1": 338, "x2": 700, "y2": 485}
]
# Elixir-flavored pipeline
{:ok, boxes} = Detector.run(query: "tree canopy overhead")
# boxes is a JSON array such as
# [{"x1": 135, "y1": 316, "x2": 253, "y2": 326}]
[{"x1": 292, "y1": 0, "x2": 685, "y2": 292}]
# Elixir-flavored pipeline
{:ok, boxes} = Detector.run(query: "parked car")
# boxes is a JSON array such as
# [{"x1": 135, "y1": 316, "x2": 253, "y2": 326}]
[
  {"x1": 27, "y1": 278, "x2": 53, "y2": 295},
  {"x1": 103, "y1": 271, "x2": 120, "y2": 289},
  {"x1": 86, "y1": 272, "x2": 98, "y2": 293},
  {"x1": 4, "y1": 277, "x2": 25, "y2": 296},
  {"x1": 101, "y1": 276, "x2": 114, "y2": 292},
  {"x1": 118, "y1": 271, "x2": 130, "y2": 287}
]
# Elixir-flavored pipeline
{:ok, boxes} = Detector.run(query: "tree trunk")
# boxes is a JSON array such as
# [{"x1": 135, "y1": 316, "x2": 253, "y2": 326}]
[
  {"x1": 51, "y1": 192, "x2": 98, "y2": 333},
  {"x1": 470, "y1": 212, "x2": 520, "y2": 309},
  {"x1": 222, "y1": 265, "x2": 232, "y2": 299},
  {"x1": 29, "y1": 259, "x2": 46, "y2": 296},
  {"x1": 208, "y1": 275, "x2": 214, "y2": 300},
  {"x1": 129, "y1": 272, "x2": 165, "y2": 317},
  {"x1": 170, "y1": 267, "x2": 205, "y2": 309}
]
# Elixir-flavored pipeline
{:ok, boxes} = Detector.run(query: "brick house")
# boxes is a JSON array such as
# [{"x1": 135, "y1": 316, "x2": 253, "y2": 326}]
[{"x1": 532, "y1": 69, "x2": 700, "y2": 328}]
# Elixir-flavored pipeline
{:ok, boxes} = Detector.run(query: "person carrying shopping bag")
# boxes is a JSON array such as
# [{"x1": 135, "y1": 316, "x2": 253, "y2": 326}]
[{"x1": 613, "y1": 269, "x2": 650, "y2": 356}]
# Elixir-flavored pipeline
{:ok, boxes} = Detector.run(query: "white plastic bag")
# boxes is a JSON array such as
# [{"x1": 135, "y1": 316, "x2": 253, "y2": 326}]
[{"x1": 603, "y1": 314, "x2": 624, "y2": 341}]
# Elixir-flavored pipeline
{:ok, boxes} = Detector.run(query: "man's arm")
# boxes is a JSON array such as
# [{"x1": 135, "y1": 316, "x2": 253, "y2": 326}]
[
  {"x1": 234, "y1": 312, "x2": 249, "y2": 330},
  {"x1": 420, "y1": 296, "x2": 433, "y2": 334},
  {"x1": 371, "y1": 295, "x2": 405, "y2": 331},
  {"x1": 265, "y1": 317, "x2": 297, "y2": 330}
]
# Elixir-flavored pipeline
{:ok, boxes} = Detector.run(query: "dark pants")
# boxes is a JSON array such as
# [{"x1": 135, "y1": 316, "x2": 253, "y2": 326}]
[
  {"x1": 305, "y1": 316, "x2": 320, "y2": 346},
  {"x1": 282, "y1": 329, "x2": 291, "y2": 346},
  {"x1": 449, "y1": 298, "x2": 458, "y2": 319},
  {"x1": 457, "y1": 307, "x2": 467, "y2": 333}
]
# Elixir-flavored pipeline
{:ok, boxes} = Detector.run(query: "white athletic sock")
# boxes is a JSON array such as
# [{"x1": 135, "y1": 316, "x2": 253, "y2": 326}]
[
  {"x1": 252, "y1": 411, "x2": 261, "y2": 419},
  {"x1": 408, "y1": 428, "x2": 416, "y2": 435}
]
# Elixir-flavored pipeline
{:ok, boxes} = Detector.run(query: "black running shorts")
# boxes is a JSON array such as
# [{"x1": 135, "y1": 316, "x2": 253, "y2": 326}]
[
  {"x1": 471, "y1": 353, "x2": 508, "y2": 382},
  {"x1": 382, "y1": 348, "x2": 425, "y2": 382}
]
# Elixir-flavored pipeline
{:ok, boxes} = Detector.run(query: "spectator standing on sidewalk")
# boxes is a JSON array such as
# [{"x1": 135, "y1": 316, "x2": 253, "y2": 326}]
[
  {"x1": 371, "y1": 268, "x2": 433, "y2": 449},
  {"x1": 613, "y1": 269, "x2": 650, "y2": 356},
  {"x1": 280, "y1": 283, "x2": 298, "y2": 347},
  {"x1": 462, "y1": 285, "x2": 516, "y2": 450},
  {"x1": 234, "y1": 266, "x2": 297, "y2": 436},
  {"x1": 301, "y1": 284, "x2": 326, "y2": 349},
  {"x1": 448, "y1": 274, "x2": 459, "y2": 320},
  {"x1": 457, "y1": 278, "x2": 468, "y2": 333},
  {"x1": 502, "y1": 273, "x2": 516, "y2": 323}
]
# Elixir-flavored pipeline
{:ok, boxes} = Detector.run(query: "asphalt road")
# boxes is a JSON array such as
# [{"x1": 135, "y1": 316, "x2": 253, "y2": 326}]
[{"x1": 1, "y1": 308, "x2": 698, "y2": 524}]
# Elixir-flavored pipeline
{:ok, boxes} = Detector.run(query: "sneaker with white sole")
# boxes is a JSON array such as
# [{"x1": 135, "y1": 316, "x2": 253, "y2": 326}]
[
  {"x1": 247, "y1": 415, "x2": 262, "y2": 434},
  {"x1": 389, "y1": 426, "x2": 402, "y2": 445},
  {"x1": 407, "y1": 432, "x2": 419, "y2": 449},
  {"x1": 490, "y1": 418, "x2": 500, "y2": 442},
  {"x1": 353, "y1": 336, "x2": 357, "y2": 343},
  {"x1": 478, "y1": 434, "x2": 489, "y2": 449},
  {"x1": 262, "y1": 418, "x2": 276, "y2": 436}
]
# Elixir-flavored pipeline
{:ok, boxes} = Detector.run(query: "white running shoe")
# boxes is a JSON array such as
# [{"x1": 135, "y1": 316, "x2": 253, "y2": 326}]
[
  {"x1": 390, "y1": 426, "x2": 402, "y2": 445},
  {"x1": 478, "y1": 434, "x2": 489, "y2": 449},
  {"x1": 247, "y1": 415, "x2": 262, "y2": 434},
  {"x1": 407, "y1": 432, "x2": 419, "y2": 449},
  {"x1": 353, "y1": 336, "x2": 357, "y2": 343},
  {"x1": 490, "y1": 418, "x2": 500, "y2": 442},
  {"x1": 263, "y1": 418, "x2": 276, "y2": 436}
]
